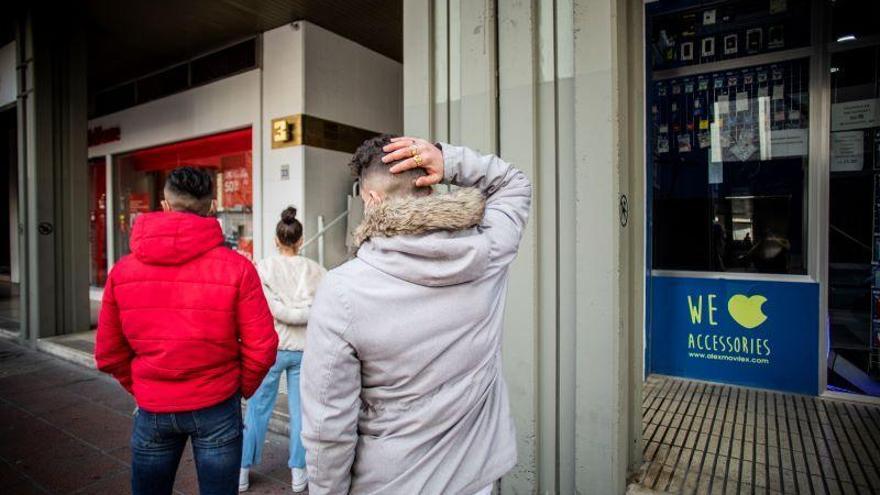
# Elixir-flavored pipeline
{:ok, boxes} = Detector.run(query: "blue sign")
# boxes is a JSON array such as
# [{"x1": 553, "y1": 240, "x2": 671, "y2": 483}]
[{"x1": 650, "y1": 276, "x2": 819, "y2": 395}]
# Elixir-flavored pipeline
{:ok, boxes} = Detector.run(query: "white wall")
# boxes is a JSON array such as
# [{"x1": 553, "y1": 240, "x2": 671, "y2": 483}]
[
  {"x1": 302, "y1": 146, "x2": 354, "y2": 268},
  {"x1": 0, "y1": 42, "x2": 15, "y2": 107},
  {"x1": 303, "y1": 23, "x2": 403, "y2": 134},
  {"x1": 261, "y1": 23, "x2": 306, "y2": 258}
]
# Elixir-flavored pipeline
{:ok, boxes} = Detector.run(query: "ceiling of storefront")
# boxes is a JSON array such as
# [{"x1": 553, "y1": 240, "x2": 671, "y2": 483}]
[{"x1": 83, "y1": 0, "x2": 402, "y2": 91}]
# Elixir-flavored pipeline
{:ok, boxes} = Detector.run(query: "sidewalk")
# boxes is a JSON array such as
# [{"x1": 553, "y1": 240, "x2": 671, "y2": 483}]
[
  {"x1": 0, "y1": 338, "x2": 297, "y2": 494},
  {"x1": 636, "y1": 375, "x2": 880, "y2": 494}
]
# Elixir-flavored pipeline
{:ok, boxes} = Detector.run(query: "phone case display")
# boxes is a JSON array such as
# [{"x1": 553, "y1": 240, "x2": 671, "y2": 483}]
[
  {"x1": 651, "y1": 57, "x2": 809, "y2": 165},
  {"x1": 650, "y1": 0, "x2": 810, "y2": 71}
]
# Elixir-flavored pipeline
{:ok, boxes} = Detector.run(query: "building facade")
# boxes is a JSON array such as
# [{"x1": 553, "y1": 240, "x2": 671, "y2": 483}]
[{"x1": 3, "y1": 0, "x2": 880, "y2": 494}]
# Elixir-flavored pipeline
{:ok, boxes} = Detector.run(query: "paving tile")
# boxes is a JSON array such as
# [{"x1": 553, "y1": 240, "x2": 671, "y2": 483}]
[
  {"x1": 15, "y1": 441, "x2": 125, "y2": 494},
  {"x1": 73, "y1": 468, "x2": 132, "y2": 495},
  {"x1": 0, "y1": 415, "x2": 74, "y2": 461},
  {"x1": 7, "y1": 386, "x2": 87, "y2": 417},
  {"x1": 52, "y1": 401, "x2": 132, "y2": 452}
]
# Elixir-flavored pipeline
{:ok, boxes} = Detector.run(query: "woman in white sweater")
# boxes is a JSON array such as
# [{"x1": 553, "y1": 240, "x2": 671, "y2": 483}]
[{"x1": 240, "y1": 206, "x2": 326, "y2": 493}]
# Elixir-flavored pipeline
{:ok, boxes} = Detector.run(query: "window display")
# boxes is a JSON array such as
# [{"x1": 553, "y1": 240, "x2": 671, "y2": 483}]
[
  {"x1": 113, "y1": 128, "x2": 254, "y2": 263},
  {"x1": 651, "y1": 57, "x2": 810, "y2": 274},
  {"x1": 649, "y1": 0, "x2": 810, "y2": 72}
]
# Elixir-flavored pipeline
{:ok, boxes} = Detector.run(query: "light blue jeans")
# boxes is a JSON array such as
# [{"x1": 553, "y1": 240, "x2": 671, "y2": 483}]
[{"x1": 241, "y1": 350, "x2": 305, "y2": 469}]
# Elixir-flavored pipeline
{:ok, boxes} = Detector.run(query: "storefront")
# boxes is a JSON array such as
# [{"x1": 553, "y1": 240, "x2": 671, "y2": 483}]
[
  {"x1": 84, "y1": 21, "x2": 402, "y2": 307},
  {"x1": 645, "y1": 0, "x2": 880, "y2": 399}
]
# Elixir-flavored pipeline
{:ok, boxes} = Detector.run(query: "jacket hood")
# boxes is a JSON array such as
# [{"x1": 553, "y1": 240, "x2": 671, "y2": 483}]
[
  {"x1": 355, "y1": 188, "x2": 489, "y2": 287},
  {"x1": 130, "y1": 212, "x2": 224, "y2": 265}
]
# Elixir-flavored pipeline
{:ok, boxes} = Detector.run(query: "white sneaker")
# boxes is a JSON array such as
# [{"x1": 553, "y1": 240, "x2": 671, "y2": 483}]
[
  {"x1": 238, "y1": 468, "x2": 250, "y2": 492},
  {"x1": 292, "y1": 467, "x2": 308, "y2": 493}
]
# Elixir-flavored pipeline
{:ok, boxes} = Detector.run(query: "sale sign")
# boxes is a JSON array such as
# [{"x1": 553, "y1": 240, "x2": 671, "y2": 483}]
[{"x1": 649, "y1": 276, "x2": 819, "y2": 395}]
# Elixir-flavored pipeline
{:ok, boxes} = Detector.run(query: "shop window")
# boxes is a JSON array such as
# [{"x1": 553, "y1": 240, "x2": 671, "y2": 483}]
[
  {"x1": 136, "y1": 64, "x2": 188, "y2": 104},
  {"x1": 647, "y1": 0, "x2": 812, "y2": 275},
  {"x1": 190, "y1": 38, "x2": 257, "y2": 86},
  {"x1": 113, "y1": 128, "x2": 254, "y2": 262},
  {"x1": 650, "y1": 57, "x2": 810, "y2": 275},
  {"x1": 88, "y1": 158, "x2": 107, "y2": 286},
  {"x1": 90, "y1": 37, "x2": 259, "y2": 119}
]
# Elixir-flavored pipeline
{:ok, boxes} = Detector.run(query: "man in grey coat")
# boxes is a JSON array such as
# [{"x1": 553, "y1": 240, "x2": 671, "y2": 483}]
[{"x1": 301, "y1": 134, "x2": 531, "y2": 495}]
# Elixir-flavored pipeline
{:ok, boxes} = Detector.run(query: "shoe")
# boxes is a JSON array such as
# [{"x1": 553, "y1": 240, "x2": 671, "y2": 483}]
[
  {"x1": 239, "y1": 468, "x2": 250, "y2": 492},
  {"x1": 292, "y1": 467, "x2": 308, "y2": 493}
]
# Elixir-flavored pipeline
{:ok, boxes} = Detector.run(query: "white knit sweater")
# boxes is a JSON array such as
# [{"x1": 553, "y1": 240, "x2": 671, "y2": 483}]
[{"x1": 256, "y1": 255, "x2": 326, "y2": 351}]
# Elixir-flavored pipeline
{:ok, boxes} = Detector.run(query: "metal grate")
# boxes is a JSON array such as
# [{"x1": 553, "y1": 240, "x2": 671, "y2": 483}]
[{"x1": 637, "y1": 375, "x2": 880, "y2": 494}]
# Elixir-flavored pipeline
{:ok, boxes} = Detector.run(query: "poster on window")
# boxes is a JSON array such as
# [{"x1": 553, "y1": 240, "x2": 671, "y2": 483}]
[
  {"x1": 831, "y1": 131, "x2": 865, "y2": 172},
  {"x1": 221, "y1": 167, "x2": 253, "y2": 209},
  {"x1": 650, "y1": 276, "x2": 819, "y2": 395}
]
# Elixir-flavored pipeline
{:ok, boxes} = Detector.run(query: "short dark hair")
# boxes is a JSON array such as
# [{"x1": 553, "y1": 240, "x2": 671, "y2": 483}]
[
  {"x1": 349, "y1": 134, "x2": 392, "y2": 177},
  {"x1": 349, "y1": 134, "x2": 427, "y2": 197},
  {"x1": 276, "y1": 206, "x2": 303, "y2": 247},
  {"x1": 164, "y1": 166, "x2": 214, "y2": 215}
]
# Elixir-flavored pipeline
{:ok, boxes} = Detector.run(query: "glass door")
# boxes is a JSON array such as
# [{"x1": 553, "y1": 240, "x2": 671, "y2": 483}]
[{"x1": 826, "y1": 0, "x2": 880, "y2": 397}]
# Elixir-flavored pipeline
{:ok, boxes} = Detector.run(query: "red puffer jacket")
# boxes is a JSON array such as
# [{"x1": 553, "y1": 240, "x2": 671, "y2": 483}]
[{"x1": 95, "y1": 211, "x2": 278, "y2": 413}]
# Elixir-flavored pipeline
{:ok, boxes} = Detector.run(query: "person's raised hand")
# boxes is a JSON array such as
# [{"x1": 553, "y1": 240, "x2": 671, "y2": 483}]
[{"x1": 382, "y1": 136, "x2": 444, "y2": 187}]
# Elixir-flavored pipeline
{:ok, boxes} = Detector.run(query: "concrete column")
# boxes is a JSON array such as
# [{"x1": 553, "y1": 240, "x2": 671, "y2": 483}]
[
  {"x1": 497, "y1": 0, "x2": 539, "y2": 492},
  {"x1": 402, "y1": 0, "x2": 432, "y2": 138},
  {"x1": 21, "y1": 9, "x2": 90, "y2": 340},
  {"x1": 570, "y1": 0, "x2": 642, "y2": 492}
]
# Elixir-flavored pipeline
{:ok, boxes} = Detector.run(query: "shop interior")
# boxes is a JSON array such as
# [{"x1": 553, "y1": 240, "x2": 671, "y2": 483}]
[{"x1": 99, "y1": 127, "x2": 254, "y2": 271}]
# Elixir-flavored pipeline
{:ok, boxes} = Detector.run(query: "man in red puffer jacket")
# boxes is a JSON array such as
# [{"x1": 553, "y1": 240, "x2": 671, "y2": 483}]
[{"x1": 95, "y1": 166, "x2": 278, "y2": 495}]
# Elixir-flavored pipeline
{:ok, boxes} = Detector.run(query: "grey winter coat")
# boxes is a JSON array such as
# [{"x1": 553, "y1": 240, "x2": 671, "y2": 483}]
[{"x1": 301, "y1": 144, "x2": 531, "y2": 495}]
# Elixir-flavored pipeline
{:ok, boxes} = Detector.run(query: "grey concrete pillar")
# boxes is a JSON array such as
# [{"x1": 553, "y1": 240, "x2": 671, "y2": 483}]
[{"x1": 19, "y1": 9, "x2": 90, "y2": 341}]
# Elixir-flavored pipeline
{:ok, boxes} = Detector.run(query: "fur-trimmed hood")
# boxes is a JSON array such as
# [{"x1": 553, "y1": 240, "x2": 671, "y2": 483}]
[
  {"x1": 354, "y1": 187, "x2": 490, "y2": 287},
  {"x1": 354, "y1": 187, "x2": 485, "y2": 246}
]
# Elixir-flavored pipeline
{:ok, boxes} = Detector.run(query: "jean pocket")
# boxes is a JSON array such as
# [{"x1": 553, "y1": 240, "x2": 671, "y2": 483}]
[
  {"x1": 131, "y1": 410, "x2": 161, "y2": 449},
  {"x1": 193, "y1": 397, "x2": 243, "y2": 448}
]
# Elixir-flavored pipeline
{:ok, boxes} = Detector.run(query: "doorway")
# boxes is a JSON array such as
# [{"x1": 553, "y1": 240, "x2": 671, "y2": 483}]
[
  {"x1": 825, "y1": 1, "x2": 880, "y2": 398},
  {"x1": 0, "y1": 106, "x2": 20, "y2": 332}
]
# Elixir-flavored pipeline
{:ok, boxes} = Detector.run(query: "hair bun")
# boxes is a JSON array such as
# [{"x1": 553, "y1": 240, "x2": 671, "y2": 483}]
[{"x1": 281, "y1": 206, "x2": 298, "y2": 225}]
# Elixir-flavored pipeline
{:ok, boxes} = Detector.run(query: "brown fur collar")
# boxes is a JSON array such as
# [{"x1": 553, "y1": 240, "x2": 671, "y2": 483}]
[{"x1": 354, "y1": 187, "x2": 486, "y2": 246}]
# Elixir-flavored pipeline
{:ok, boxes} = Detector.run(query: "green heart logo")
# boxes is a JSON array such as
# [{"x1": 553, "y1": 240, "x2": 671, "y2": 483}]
[{"x1": 727, "y1": 294, "x2": 768, "y2": 329}]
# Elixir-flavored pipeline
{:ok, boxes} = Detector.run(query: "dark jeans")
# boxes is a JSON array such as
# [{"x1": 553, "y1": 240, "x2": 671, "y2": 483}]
[{"x1": 131, "y1": 395, "x2": 243, "y2": 495}]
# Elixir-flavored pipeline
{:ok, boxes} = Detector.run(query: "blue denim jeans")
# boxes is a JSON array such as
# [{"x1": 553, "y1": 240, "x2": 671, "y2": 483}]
[
  {"x1": 241, "y1": 350, "x2": 305, "y2": 469},
  {"x1": 131, "y1": 394, "x2": 242, "y2": 495}
]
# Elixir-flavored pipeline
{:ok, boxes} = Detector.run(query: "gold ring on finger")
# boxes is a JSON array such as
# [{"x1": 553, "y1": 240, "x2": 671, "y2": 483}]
[
  {"x1": 413, "y1": 153, "x2": 423, "y2": 166},
  {"x1": 409, "y1": 144, "x2": 419, "y2": 157}
]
